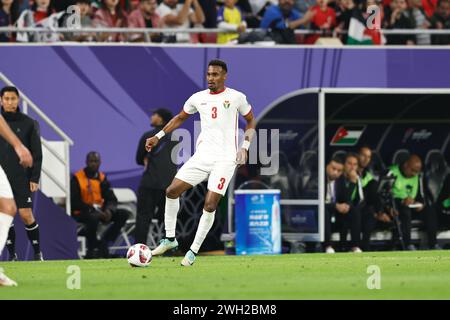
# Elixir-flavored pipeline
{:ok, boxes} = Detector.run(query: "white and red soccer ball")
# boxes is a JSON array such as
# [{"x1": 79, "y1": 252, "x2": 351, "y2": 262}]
[{"x1": 127, "y1": 243, "x2": 152, "y2": 267}]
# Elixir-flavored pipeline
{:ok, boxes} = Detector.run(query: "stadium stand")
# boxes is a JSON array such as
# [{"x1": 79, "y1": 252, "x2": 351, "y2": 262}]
[{"x1": 0, "y1": 0, "x2": 448, "y2": 45}]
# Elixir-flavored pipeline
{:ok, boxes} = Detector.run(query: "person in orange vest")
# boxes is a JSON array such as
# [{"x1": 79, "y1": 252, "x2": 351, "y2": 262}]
[{"x1": 71, "y1": 151, "x2": 129, "y2": 259}]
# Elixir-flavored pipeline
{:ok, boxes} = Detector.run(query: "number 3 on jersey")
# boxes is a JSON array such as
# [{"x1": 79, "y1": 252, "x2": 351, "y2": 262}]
[
  {"x1": 212, "y1": 106, "x2": 217, "y2": 119},
  {"x1": 217, "y1": 177, "x2": 226, "y2": 190}
]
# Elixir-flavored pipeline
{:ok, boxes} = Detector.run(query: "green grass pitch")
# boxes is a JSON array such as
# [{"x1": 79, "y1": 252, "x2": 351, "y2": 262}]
[{"x1": 1, "y1": 250, "x2": 450, "y2": 299}]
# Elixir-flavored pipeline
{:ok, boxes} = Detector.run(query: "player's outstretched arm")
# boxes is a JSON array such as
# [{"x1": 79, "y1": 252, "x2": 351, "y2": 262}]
[
  {"x1": 145, "y1": 110, "x2": 190, "y2": 152},
  {"x1": 236, "y1": 110, "x2": 257, "y2": 166},
  {"x1": 0, "y1": 115, "x2": 33, "y2": 167}
]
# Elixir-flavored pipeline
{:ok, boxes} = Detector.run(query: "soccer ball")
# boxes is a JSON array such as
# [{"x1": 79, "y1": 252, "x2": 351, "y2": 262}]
[{"x1": 127, "y1": 243, "x2": 152, "y2": 267}]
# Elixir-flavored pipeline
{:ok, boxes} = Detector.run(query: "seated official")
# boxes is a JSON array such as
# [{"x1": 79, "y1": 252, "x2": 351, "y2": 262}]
[
  {"x1": 324, "y1": 156, "x2": 344, "y2": 253},
  {"x1": 436, "y1": 173, "x2": 450, "y2": 230},
  {"x1": 71, "y1": 152, "x2": 129, "y2": 259},
  {"x1": 386, "y1": 155, "x2": 439, "y2": 250}
]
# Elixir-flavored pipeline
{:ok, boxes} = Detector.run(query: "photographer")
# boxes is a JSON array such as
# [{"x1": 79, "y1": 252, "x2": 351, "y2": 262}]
[
  {"x1": 386, "y1": 155, "x2": 439, "y2": 250},
  {"x1": 71, "y1": 151, "x2": 129, "y2": 258}
]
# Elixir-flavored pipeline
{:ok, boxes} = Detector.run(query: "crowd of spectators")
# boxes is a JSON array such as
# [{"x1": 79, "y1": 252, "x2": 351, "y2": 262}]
[{"x1": 0, "y1": 0, "x2": 448, "y2": 44}]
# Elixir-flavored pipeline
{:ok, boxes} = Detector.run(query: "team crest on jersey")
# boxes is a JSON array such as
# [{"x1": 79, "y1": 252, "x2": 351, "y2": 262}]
[{"x1": 223, "y1": 100, "x2": 230, "y2": 109}]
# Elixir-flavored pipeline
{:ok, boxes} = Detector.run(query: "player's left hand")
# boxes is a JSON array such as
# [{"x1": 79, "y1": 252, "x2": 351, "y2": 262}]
[
  {"x1": 15, "y1": 144, "x2": 33, "y2": 168},
  {"x1": 236, "y1": 148, "x2": 248, "y2": 166},
  {"x1": 145, "y1": 136, "x2": 159, "y2": 152},
  {"x1": 30, "y1": 182, "x2": 39, "y2": 192}
]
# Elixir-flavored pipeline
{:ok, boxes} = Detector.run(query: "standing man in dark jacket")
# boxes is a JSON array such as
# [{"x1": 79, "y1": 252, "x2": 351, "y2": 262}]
[
  {"x1": 134, "y1": 108, "x2": 177, "y2": 245},
  {"x1": 71, "y1": 151, "x2": 129, "y2": 258},
  {"x1": 0, "y1": 86, "x2": 43, "y2": 261}
]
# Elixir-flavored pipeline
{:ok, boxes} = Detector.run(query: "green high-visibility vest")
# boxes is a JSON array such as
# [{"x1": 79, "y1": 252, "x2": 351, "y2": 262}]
[
  {"x1": 443, "y1": 198, "x2": 450, "y2": 208},
  {"x1": 389, "y1": 165, "x2": 419, "y2": 200},
  {"x1": 361, "y1": 171, "x2": 374, "y2": 188}
]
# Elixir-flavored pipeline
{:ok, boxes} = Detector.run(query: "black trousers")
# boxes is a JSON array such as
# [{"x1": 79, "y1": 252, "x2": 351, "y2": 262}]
[
  {"x1": 336, "y1": 205, "x2": 362, "y2": 249},
  {"x1": 325, "y1": 204, "x2": 361, "y2": 249},
  {"x1": 395, "y1": 199, "x2": 438, "y2": 248},
  {"x1": 134, "y1": 187, "x2": 166, "y2": 245},
  {"x1": 361, "y1": 205, "x2": 378, "y2": 251},
  {"x1": 437, "y1": 205, "x2": 450, "y2": 229},
  {"x1": 73, "y1": 208, "x2": 129, "y2": 252},
  {"x1": 324, "y1": 204, "x2": 334, "y2": 248}
]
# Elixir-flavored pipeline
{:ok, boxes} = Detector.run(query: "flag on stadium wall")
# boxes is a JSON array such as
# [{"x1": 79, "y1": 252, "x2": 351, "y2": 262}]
[
  {"x1": 331, "y1": 126, "x2": 366, "y2": 146},
  {"x1": 347, "y1": 11, "x2": 385, "y2": 45}
]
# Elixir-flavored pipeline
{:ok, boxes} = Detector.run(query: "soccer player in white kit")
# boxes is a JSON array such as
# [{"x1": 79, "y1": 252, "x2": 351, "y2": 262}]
[
  {"x1": 146, "y1": 60, "x2": 256, "y2": 266},
  {"x1": 0, "y1": 86, "x2": 33, "y2": 286}
]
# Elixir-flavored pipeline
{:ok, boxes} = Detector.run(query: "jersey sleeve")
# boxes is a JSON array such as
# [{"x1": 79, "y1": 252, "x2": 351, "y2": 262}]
[
  {"x1": 183, "y1": 94, "x2": 198, "y2": 114},
  {"x1": 238, "y1": 93, "x2": 252, "y2": 116}
]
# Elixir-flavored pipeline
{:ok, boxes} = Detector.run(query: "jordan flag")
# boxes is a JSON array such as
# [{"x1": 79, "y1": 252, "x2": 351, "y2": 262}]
[{"x1": 331, "y1": 126, "x2": 365, "y2": 146}]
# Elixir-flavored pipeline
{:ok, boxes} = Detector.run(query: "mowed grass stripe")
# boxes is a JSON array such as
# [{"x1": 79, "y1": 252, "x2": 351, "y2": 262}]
[{"x1": 1, "y1": 251, "x2": 449, "y2": 299}]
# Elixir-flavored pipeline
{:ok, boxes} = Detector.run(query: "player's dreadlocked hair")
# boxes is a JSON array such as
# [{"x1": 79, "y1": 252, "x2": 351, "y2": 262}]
[{"x1": 208, "y1": 60, "x2": 228, "y2": 73}]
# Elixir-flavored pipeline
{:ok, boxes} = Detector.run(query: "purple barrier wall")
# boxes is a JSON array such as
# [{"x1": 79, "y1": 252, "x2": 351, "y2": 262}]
[{"x1": 1, "y1": 45, "x2": 450, "y2": 187}]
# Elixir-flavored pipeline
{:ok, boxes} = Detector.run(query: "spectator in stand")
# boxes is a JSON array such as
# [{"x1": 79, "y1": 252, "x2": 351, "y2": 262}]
[
  {"x1": 93, "y1": 0, "x2": 128, "y2": 42},
  {"x1": 26, "y1": 0, "x2": 54, "y2": 24},
  {"x1": 128, "y1": 0, "x2": 162, "y2": 42},
  {"x1": 15, "y1": 0, "x2": 61, "y2": 42},
  {"x1": 261, "y1": 0, "x2": 303, "y2": 29},
  {"x1": 335, "y1": 0, "x2": 358, "y2": 43},
  {"x1": 260, "y1": 0, "x2": 311, "y2": 43},
  {"x1": 156, "y1": 0, "x2": 205, "y2": 43},
  {"x1": 199, "y1": 0, "x2": 217, "y2": 28},
  {"x1": 53, "y1": 0, "x2": 75, "y2": 12},
  {"x1": 304, "y1": 0, "x2": 337, "y2": 44},
  {"x1": 422, "y1": 0, "x2": 438, "y2": 17},
  {"x1": 0, "y1": 0, "x2": 20, "y2": 42},
  {"x1": 71, "y1": 152, "x2": 129, "y2": 259},
  {"x1": 64, "y1": 0, "x2": 95, "y2": 41},
  {"x1": 294, "y1": 0, "x2": 317, "y2": 14},
  {"x1": 130, "y1": 0, "x2": 139, "y2": 11},
  {"x1": 385, "y1": 0, "x2": 416, "y2": 44},
  {"x1": 429, "y1": 0, "x2": 450, "y2": 44},
  {"x1": 409, "y1": 0, "x2": 431, "y2": 44},
  {"x1": 18, "y1": 0, "x2": 29, "y2": 12},
  {"x1": 235, "y1": 0, "x2": 261, "y2": 27},
  {"x1": 217, "y1": 0, "x2": 247, "y2": 44}
]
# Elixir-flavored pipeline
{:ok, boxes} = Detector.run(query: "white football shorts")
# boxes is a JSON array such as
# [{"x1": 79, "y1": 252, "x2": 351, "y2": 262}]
[
  {"x1": 0, "y1": 165, "x2": 14, "y2": 199},
  {"x1": 175, "y1": 152, "x2": 237, "y2": 196}
]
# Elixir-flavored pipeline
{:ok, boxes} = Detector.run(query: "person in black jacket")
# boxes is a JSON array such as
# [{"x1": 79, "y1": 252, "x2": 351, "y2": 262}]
[
  {"x1": 324, "y1": 155, "x2": 345, "y2": 253},
  {"x1": 0, "y1": 86, "x2": 43, "y2": 261},
  {"x1": 134, "y1": 108, "x2": 178, "y2": 245},
  {"x1": 337, "y1": 152, "x2": 363, "y2": 252},
  {"x1": 71, "y1": 151, "x2": 129, "y2": 258}
]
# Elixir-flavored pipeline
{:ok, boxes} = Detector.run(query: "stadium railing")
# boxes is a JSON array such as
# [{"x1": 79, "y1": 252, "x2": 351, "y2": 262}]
[{"x1": 1, "y1": 27, "x2": 450, "y2": 43}]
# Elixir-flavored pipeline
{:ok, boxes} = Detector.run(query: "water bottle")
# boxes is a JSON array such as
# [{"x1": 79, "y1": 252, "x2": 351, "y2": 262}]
[{"x1": 271, "y1": 196, "x2": 281, "y2": 254}]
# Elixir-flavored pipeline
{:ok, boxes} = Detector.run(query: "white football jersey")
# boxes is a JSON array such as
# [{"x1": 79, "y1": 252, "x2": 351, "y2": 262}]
[{"x1": 183, "y1": 87, "x2": 252, "y2": 160}]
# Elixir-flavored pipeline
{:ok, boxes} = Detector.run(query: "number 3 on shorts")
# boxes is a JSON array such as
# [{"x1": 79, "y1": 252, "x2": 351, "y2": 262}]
[{"x1": 217, "y1": 177, "x2": 226, "y2": 190}]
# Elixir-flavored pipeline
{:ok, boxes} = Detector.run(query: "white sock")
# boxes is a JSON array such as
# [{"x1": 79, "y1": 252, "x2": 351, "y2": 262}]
[
  {"x1": 165, "y1": 197, "x2": 180, "y2": 238},
  {"x1": 190, "y1": 210, "x2": 215, "y2": 254},
  {"x1": 0, "y1": 212, "x2": 14, "y2": 256}
]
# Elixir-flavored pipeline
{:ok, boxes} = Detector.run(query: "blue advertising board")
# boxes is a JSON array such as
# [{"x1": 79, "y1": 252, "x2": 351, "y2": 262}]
[{"x1": 235, "y1": 190, "x2": 281, "y2": 255}]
